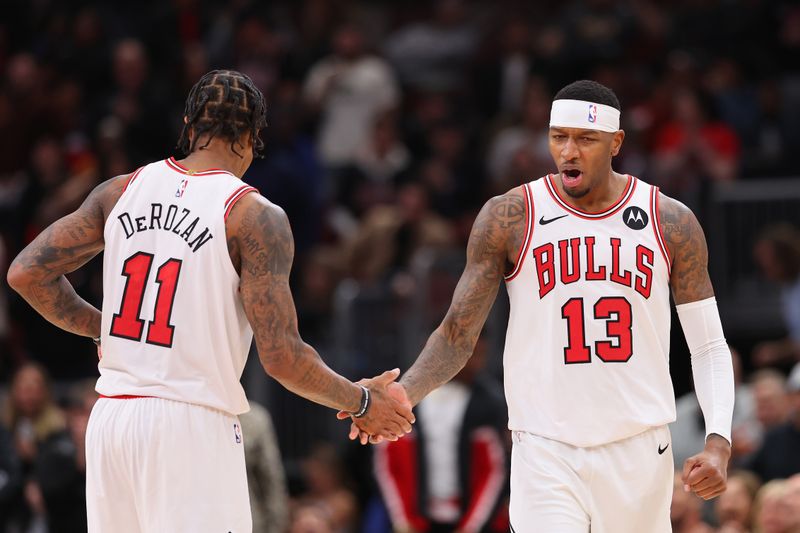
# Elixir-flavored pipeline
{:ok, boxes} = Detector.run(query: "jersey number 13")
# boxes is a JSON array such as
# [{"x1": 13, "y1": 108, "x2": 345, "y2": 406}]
[{"x1": 561, "y1": 296, "x2": 632, "y2": 364}]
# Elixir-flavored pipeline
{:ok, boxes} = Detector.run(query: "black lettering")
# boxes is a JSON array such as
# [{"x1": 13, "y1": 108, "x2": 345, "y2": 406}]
[
  {"x1": 189, "y1": 228, "x2": 214, "y2": 252},
  {"x1": 117, "y1": 213, "x2": 135, "y2": 239},
  {"x1": 180, "y1": 217, "x2": 199, "y2": 241},
  {"x1": 163, "y1": 205, "x2": 178, "y2": 230},
  {"x1": 135, "y1": 216, "x2": 147, "y2": 232},
  {"x1": 150, "y1": 203, "x2": 162, "y2": 229},
  {"x1": 171, "y1": 208, "x2": 190, "y2": 235}
]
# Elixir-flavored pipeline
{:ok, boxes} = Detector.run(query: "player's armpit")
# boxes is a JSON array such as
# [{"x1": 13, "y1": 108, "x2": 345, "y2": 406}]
[
  {"x1": 229, "y1": 194, "x2": 367, "y2": 414},
  {"x1": 400, "y1": 190, "x2": 525, "y2": 406},
  {"x1": 6, "y1": 175, "x2": 127, "y2": 338},
  {"x1": 658, "y1": 193, "x2": 714, "y2": 305}
]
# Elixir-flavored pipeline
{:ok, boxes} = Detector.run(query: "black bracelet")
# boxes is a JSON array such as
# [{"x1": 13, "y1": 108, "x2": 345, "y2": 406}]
[{"x1": 351, "y1": 385, "x2": 370, "y2": 418}]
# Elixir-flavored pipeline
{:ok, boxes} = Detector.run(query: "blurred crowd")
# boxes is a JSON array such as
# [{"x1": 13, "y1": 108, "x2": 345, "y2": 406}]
[{"x1": 1, "y1": 0, "x2": 800, "y2": 531}]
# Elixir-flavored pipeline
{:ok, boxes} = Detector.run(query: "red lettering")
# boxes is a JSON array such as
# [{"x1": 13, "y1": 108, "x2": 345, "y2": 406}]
[
  {"x1": 559, "y1": 238, "x2": 581, "y2": 285},
  {"x1": 533, "y1": 243, "x2": 556, "y2": 298},
  {"x1": 584, "y1": 236, "x2": 606, "y2": 280},
  {"x1": 635, "y1": 245, "x2": 654, "y2": 299},
  {"x1": 609, "y1": 238, "x2": 632, "y2": 287}
]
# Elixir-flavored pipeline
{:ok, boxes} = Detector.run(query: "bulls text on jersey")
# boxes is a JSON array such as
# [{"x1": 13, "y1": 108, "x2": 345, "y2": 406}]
[
  {"x1": 116, "y1": 203, "x2": 213, "y2": 253},
  {"x1": 532, "y1": 236, "x2": 655, "y2": 299}
]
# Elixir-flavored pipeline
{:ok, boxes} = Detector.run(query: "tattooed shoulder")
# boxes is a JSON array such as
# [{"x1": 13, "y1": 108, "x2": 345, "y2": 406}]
[
  {"x1": 470, "y1": 187, "x2": 527, "y2": 269},
  {"x1": 658, "y1": 192, "x2": 714, "y2": 304},
  {"x1": 227, "y1": 193, "x2": 294, "y2": 279},
  {"x1": 88, "y1": 173, "x2": 134, "y2": 222}
]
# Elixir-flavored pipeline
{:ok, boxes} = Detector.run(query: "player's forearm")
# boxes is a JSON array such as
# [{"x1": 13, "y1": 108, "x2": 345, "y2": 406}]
[
  {"x1": 9, "y1": 275, "x2": 101, "y2": 338},
  {"x1": 400, "y1": 326, "x2": 475, "y2": 406},
  {"x1": 260, "y1": 340, "x2": 362, "y2": 412}
]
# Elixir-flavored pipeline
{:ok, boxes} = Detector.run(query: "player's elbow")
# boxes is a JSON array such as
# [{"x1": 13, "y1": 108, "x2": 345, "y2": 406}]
[{"x1": 6, "y1": 257, "x2": 32, "y2": 293}]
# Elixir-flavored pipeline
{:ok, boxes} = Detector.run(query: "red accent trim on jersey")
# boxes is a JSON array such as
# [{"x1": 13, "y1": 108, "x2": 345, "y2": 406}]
[
  {"x1": 224, "y1": 186, "x2": 258, "y2": 221},
  {"x1": 98, "y1": 394, "x2": 153, "y2": 400},
  {"x1": 504, "y1": 183, "x2": 534, "y2": 282},
  {"x1": 650, "y1": 186, "x2": 672, "y2": 277},
  {"x1": 545, "y1": 174, "x2": 636, "y2": 220},
  {"x1": 121, "y1": 167, "x2": 145, "y2": 194},
  {"x1": 165, "y1": 157, "x2": 234, "y2": 177}
]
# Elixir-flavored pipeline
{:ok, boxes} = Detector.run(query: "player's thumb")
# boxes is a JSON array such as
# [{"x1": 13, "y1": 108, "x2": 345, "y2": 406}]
[
  {"x1": 375, "y1": 368, "x2": 401, "y2": 385},
  {"x1": 336, "y1": 410, "x2": 350, "y2": 420},
  {"x1": 682, "y1": 456, "x2": 701, "y2": 489}
]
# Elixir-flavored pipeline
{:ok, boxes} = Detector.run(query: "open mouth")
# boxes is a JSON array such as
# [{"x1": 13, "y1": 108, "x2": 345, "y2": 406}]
[{"x1": 561, "y1": 169, "x2": 583, "y2": 187}]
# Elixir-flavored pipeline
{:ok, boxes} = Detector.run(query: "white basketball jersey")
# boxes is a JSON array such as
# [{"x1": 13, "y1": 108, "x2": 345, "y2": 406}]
[
  {"x1": 503, "y1": 174, "x2": 675, "y2": 447},
  {"x1": 97, "y1": 157, "x2": 257, "y2": 415}
]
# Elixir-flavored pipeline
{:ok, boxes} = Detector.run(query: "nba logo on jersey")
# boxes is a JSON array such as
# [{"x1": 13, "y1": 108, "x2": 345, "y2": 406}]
[
  {"x1": 233, "y1": 423, "x2": 242, "y2": 444},
  {"x1": 175, "y1": 179, "x2": 188, "y2": 198},
  {"x1": 588, "y1": 104, "x2": 598, "y2": 123}
]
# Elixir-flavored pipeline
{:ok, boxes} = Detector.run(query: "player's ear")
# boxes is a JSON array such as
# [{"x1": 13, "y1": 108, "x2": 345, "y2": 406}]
[{"x1": 611, "y1": 129, "x2": 625, "y2": 157}]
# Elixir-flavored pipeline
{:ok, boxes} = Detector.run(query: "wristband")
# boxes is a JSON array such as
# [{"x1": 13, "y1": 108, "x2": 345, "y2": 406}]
[{"x1": 351, "y1": 385, "x2": 370, "y2": 418}]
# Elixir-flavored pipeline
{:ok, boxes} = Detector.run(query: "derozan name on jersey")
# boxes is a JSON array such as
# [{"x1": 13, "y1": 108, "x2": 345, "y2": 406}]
[
  {"x1": 532, "y1": 236, "x2": 655, "y2": 299},
  {"x1": 116, "y1": 203, "x2": 213, "y2": 253}
]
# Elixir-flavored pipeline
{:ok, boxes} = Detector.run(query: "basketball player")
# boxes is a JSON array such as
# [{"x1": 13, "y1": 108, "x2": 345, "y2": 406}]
[
  {"x1": 345, "y1": 80, "x2": 734, "y2": 532},
  {"x1": 6, "y1": 70, "x2": 414, "y2": 532}
]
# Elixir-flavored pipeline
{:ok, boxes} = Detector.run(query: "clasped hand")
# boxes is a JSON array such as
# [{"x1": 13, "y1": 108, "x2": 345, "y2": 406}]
[{"x1": 336, "y1": 368, "x2": 415, "y2": 444}]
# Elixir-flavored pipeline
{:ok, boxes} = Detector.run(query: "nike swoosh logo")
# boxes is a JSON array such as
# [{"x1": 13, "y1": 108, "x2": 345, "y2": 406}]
[
  {"x1": 539, "y1": 214, "x2": 569, "y2": 225},
  {"x1": 658, "y1": 444, "x2": 669, "y2": 455}
]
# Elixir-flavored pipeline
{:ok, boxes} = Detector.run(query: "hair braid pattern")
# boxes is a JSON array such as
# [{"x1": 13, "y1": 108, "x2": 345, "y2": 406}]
[{"x1": 177, "y1": 69, "x2": 267, "y2": 157}]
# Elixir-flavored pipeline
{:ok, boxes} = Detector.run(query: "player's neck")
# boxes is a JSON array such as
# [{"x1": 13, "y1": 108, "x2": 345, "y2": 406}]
[
  {"x1": 178, "y1": 142, "x2": 251, "y2": 178},
  {"x1": 556, "y1": 170, "x2": 628, "y2": 213}
]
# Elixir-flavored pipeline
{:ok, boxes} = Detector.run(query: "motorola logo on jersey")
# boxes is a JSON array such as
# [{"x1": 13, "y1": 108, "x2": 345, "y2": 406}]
[{"x1": 622, "y1": 206, "x2": 648, "y2": 230}]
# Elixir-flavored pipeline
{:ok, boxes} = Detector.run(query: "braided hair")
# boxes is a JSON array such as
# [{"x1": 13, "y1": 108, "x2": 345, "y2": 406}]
[{"x1": 177, "y1": 70, "x2": 267, "y2": 158}]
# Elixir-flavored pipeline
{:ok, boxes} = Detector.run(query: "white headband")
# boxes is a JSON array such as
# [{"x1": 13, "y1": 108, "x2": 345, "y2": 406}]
[{"x1": 549, "y1": 99, "x2": 620, "y2": 133}]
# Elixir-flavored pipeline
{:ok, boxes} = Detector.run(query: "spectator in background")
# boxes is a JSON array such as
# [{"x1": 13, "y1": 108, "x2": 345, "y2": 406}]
[
  {"x1": 289, "y1": 503, "x2": 336, "y2": 533},
  {"x1": 752, "y1": 370, "x2": 791, "y2": 431},
  {"x1": 486, "y1": 79, "x2": 552, "y2": 195},
  {"x1": 239, "y1": 401, "x2": 290, "y2": 533},
  {"x1": 752, "y1": 480, "x2": 790, "y2": 533},
  {"x1": 0, "y1": 423, "x2": 23, "y2": 533},
  {"x1": 353, "y1": 110, "x2": 411, "y2": 187},
  {"x1": 384, "y1": 0, "x2": 479, "y2": 92},
  {"x1": 782, "y1": 473, "x2": 800, "y2": 533},
  {"x1": 473, "y1": 17, "x2": 536, "y2": 120},
  {"x1": 744, "y1": 365, "x2": 800, "y2": 482},
  {"x1": 715, "y1": 470, "x2": 761, "y2": 533},
  {"x1": 752, "y1": 224, "x2": 800, "y2": 369},
  {"x1": 98, "y1": 38, "x2": 171, "y2": 164},
  {"x1": 296, "y1": 443, "x2": 358, "y2": 533},
  {"x1": 345, "y1": 181, "x2": 454, "y2": 287},
  {"x1": 670, "y1": 471, "x2": 714, "y2": 533},
  {"x1": 650, "y1": 87, "x2": 740, "y2": 204},
  {"x1": 1, "y1": 362, "x2": 67, "y2": 529},
  {"x1": 373, "y1": 335, "x2": 508, "y2": 533},
  {"x1": 303, "y1": 23, "x2": 399, "y2": 168},
  {"x1": 671, "y1": 348, "x2": 758, "y2": 468},
  {"x1": 34, "y1": 380, "x2": 97, "y2": 533}
]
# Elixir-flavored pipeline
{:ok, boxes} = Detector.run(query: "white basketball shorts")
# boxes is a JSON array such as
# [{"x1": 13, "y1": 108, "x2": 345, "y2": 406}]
[
  {"x1": 509, "y1": 425, "x2": 673, "y2": 533},
  {"x1": 86, "y1": 396, "x2": 252, "y2": 533}
]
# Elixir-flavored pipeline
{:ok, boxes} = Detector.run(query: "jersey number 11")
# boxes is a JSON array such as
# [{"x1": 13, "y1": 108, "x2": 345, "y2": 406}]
[{"x1": 109, "y1": 252, "x2": 183, "y2": 348}]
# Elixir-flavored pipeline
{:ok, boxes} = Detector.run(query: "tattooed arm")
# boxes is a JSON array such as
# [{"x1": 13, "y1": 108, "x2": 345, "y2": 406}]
[
  {"x1": 227, "y1": 194, "x2": 413, "y2": 437},
  {"x1": 660, "y1": 193, "x2": 732, "y2": 500},
  {"x1": 659, "y1": 194, "x2": 714, "y2": 304},
  {"x1": 399, "y1": 188, "x2": 527, "y2": 406},
  {"x1": 6, "y1": 175, "x2": 128, "y2": 338}
]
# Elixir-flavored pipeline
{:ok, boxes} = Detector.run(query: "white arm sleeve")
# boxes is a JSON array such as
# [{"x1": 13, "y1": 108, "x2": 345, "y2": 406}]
[{"x1": 676, "y1": 297, "x2": 734, "y2": 445}]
